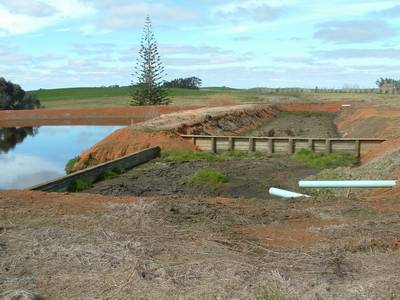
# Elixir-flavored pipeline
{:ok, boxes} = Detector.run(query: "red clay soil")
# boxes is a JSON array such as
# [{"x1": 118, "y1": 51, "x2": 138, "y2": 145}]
[
  {"x1": 0, "y1": 190, "x2": 144, "y2": 215},
  {"x1": 0, "y1": 105, "x2": 204, "y2": 127},
  {"x1": 277, "y1": 102, "x2": 343, "y2": 113},
  {"x1": 236, "y1": 219, "x2": 342, "y2": 247},
  {"x1": 362, "y1": 139, "x2": 400, "y2": 163},
  {"x1": 73, "y1": 128, "x2": 197, "y2": 171},
  {"x1": 337, "y1": 106, "x2": 400, "y2": 138}
]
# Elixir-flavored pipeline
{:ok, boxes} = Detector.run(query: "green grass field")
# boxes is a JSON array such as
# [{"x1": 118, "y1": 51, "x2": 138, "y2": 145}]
[{"x1": 30, "y1": 86, "x2": 400, "y2": 108}]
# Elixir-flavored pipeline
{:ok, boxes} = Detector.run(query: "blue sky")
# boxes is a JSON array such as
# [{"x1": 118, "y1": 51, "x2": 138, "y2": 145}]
[{"x1": 1, "y1": 0, "x2": 400, "y2": 89}]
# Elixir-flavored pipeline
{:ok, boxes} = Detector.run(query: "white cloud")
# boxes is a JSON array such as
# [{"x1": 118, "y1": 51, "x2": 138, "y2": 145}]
[
  {"x1": 0, "y1": 0, "x2": 95, "y2": 35},
  {"x1": 0, "y1": 0, "x2": 57, "y2": 17}
]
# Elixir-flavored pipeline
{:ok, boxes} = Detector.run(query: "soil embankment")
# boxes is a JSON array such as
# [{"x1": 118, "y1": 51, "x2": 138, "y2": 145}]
[{"x1": 72, "y1": 103, "x2": 344, "y2": 170}]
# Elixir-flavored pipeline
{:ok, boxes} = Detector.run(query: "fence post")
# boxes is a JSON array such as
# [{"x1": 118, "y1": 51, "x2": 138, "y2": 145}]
[
  {"x1": 192, "y1": 137, "x2": 197, "y2": 146},
  {"x1": 228, "y1": 137, "x2": 234, "y2": 151},
  {"x1": 268, "y1": 139, "x2": 274, "y2": 154},
  {"x1": 211, "y1": 137, "x2": 217, "y2": 153},
  {"x1": 288, "y1": 138, "x2": 294, "y2": 155},
  {"x1": 308, "y1": 139, "x2": 313, "y2": 151},
  {"x1": 355, "y1": 140, "x2": 361, "y2": 159},
  {"x1": 248, "y1": 138, "x2": 255, "y2": 152},
  {"x1": 325, "y1": 139, "x2": 331, "y2": 153}
]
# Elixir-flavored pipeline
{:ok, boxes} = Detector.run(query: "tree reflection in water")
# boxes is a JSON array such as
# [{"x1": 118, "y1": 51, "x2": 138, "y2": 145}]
[{"x1": 0, "y1": 127, "x2": 39, "y2": 153}]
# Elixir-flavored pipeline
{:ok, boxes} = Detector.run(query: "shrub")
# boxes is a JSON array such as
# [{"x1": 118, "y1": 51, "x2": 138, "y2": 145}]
[
  {"x1": 65, "y1": 156, "x2": 80, "y2": 174},
  {"x1": 67, "y1": 179, "x2": 92, "y2": 192},
  {"x1": 191, "y1": 169, "x2": 229, "y2": 185},
  {"x1": 293, "y1": 148, "x2": 356, "y2": 170}
]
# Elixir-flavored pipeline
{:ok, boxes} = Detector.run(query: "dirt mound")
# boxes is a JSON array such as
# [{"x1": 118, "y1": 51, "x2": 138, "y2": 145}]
[
  {"x1": 277, "y1": 102, "x2": 343, "y2": 113},
  {"x1": 338, "y1": 106, "x2": 400, "y2": 138},
  {"x1": 73, "y1": 128, "x2": 197, "y2": 171},
  {"x1": 362, "y1": 139, "x2": 400, "y2": 163}
]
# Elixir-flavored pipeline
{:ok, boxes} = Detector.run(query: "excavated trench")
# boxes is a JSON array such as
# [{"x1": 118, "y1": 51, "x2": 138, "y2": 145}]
[{"x1": 85, "y1": 105, "x2": 344, "y2": 199}]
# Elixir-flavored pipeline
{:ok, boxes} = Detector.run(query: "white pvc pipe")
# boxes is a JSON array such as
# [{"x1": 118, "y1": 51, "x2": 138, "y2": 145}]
[
  {"x1": 299, "y1": 180, "x2": 397, "y2": 188},
  {"x1": 269, "y1": 187, "x2": 311, "y2": 198}
]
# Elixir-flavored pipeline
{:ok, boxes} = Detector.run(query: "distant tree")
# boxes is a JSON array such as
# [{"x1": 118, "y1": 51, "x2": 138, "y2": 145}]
[
  {"x1": 376, "y1": 77, "x2": 400, "y2": 94},
  {"x1": 0, "y1": 77, "x2": 41, "y2": 110},
  {"x1": 163, "y1": 77, "x2": 202, "y2": 89},
  {"x1": 131, "y1": 16, "x2": 169, "y2": 105}
]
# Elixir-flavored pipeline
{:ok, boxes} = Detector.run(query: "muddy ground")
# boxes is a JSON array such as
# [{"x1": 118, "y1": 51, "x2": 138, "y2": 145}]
[
  {"x1": 243, "y1": 112, "x2": 340, "y2": 137},
  {"x1": 87, "y1": 156, "x2": 316, "y2": 199},
  {"x1": 1, "y1": 189, "x2": 400, "y2": 299}
]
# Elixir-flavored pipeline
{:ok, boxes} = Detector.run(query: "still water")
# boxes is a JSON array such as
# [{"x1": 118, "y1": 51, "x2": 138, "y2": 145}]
[{"x1": 0, "y1": 126, "x2": 121, "y2": 189}]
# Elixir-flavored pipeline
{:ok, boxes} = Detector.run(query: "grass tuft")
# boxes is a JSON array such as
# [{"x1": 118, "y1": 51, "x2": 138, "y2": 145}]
[
  {"x1": 191, "y1": 169, "x2": 229, "y2": 185},
  {"x1": 67, "y1": 179, "x2": 92, "y2": 192},
  {"x1": 65, "y1": 156, "x2": 80, "y2": 174},
  {"x1": 160, "y1": 150, "x2": 269, "y2": 162},
  {"x1": 293, "y1": 148, "x2": 356, "y2": 170}
]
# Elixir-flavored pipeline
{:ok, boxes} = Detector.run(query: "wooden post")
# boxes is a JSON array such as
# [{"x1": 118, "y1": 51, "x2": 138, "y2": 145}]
[
  {"x1": 228, "y1": 137, "x2": 234, "y2": 151},
  {"x1": 192, "y1": 137, "x2": 197, "y2": 146},
  {"x1": 268, "y1": 138, "x2": 274, "y2": 154},
  {"x1": 248, "y1": 138, "x2": 255, "y2": 152},
  {"x1": 325, "y1": 139, "x2": 331, "y2": 153},
  {"x1": 355, "y1": 140, "x2": 361, "y2": 159},
  {"x1": 211, "y1": 137, "x2": 217, "y2": 153},
  {"x1": 288, "y1": 139, "x2": 294, "y2": 155},
  {"x1": 308, "y1": 139, "x2": 314, "y2": 151}
]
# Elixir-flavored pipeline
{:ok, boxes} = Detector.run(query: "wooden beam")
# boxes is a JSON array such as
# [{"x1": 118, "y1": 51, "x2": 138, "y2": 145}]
[
  {"x1": 248, "y1": 138, "x2": 255, "y2": 152},
  {"x1": 211, "y1": 137, "x2": 217, "y2": 153},
  {"x1": 228, "y1": 137, "x2": 234, "y2": 151},
  {"x1": 268, "y1": 139, "x2": 274, "y2": 154},
  {"x1": 288, "y1": 138, "x2": 294, "y2": 155},
  {"x1": 308, "y1": 139, "x2": 314, "y2": 151},
  {"x1": 325, "y1": 139, "x2": 331, "y2": 153},
  {"x1": 355, "y1": 140, "x2": 361, "y2": 159}
]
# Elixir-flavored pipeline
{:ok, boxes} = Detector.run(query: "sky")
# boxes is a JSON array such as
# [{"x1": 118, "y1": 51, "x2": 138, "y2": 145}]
[{"x1": 1, "y1": 0, "x2": 400, "y2": 90}]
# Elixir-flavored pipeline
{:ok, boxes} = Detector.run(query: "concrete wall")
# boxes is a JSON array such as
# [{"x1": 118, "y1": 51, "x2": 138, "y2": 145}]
[
  {"x1": 181, "y1": 135, "x2": 386, "y2": 158},
  {"x1": 29, "y1": 147, "x2": 160, "y2": 192}
]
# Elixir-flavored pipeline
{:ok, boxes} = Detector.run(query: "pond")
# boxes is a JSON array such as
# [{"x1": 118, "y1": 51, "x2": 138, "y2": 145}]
[{"x1": 0, "y1": 126, "x2": 122, "y2": 189}]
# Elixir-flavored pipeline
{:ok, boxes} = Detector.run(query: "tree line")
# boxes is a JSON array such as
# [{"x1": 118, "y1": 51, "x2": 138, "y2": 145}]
[
  {"x1": 0, "y1": 77, "x2": 41, "y2": 110},
  {"x1": 162, "y1": 77, "x2": 202, "y2": 89}
]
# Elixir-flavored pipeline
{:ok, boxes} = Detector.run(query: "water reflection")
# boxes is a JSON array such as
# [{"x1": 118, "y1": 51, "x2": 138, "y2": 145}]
[
  {"x1": 0, "y1": 127, "x2": 39, "y2": 153},
  {"x1": 0, "y1": 125, "x2": 121, "y2": 189}
]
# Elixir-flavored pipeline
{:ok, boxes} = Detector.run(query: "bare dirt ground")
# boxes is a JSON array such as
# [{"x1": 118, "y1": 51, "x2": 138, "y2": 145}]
[
  {"x1": 87, "y1": 156, "x2": 315, "y2": 199},
  {"x1": 2, "y1": 189, "x2": 400, "y2": 299}
]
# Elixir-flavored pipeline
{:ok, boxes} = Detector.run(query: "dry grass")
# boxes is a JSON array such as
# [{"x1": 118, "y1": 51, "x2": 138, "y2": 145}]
[{"x1": 2, "y1": 191, "x2": 400, "y2": 299}]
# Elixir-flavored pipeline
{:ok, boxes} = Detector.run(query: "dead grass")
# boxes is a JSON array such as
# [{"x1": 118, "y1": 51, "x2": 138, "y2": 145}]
[{"x1": 2, "y1": 190, "x2": 400, "y2": 299}]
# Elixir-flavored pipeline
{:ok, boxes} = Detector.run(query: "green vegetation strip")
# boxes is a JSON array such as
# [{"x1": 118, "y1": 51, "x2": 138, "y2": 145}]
[
  {"x1": 160, "y1": 150, "x2": 268, "y2": 162},
  {"x1": 191, "y1": 169, "x2": 229, "y2": 185},
  {"x1": 292, "y1": 148, "x2": 356, "y2": 170}
]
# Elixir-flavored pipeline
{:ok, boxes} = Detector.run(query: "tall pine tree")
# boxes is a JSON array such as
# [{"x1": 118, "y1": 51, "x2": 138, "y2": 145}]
[{"x1": 131, "y1": 16, "x2": 170, "y2": 105}]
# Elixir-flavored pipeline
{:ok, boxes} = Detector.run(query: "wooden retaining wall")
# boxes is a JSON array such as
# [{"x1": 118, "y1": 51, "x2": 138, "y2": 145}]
[
  {"x1": 181, "y1": 135, "x2": 386, "y2": 158},
  {"x1": 29, "y1": 147, "x2": 160, "y2": 192}
]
